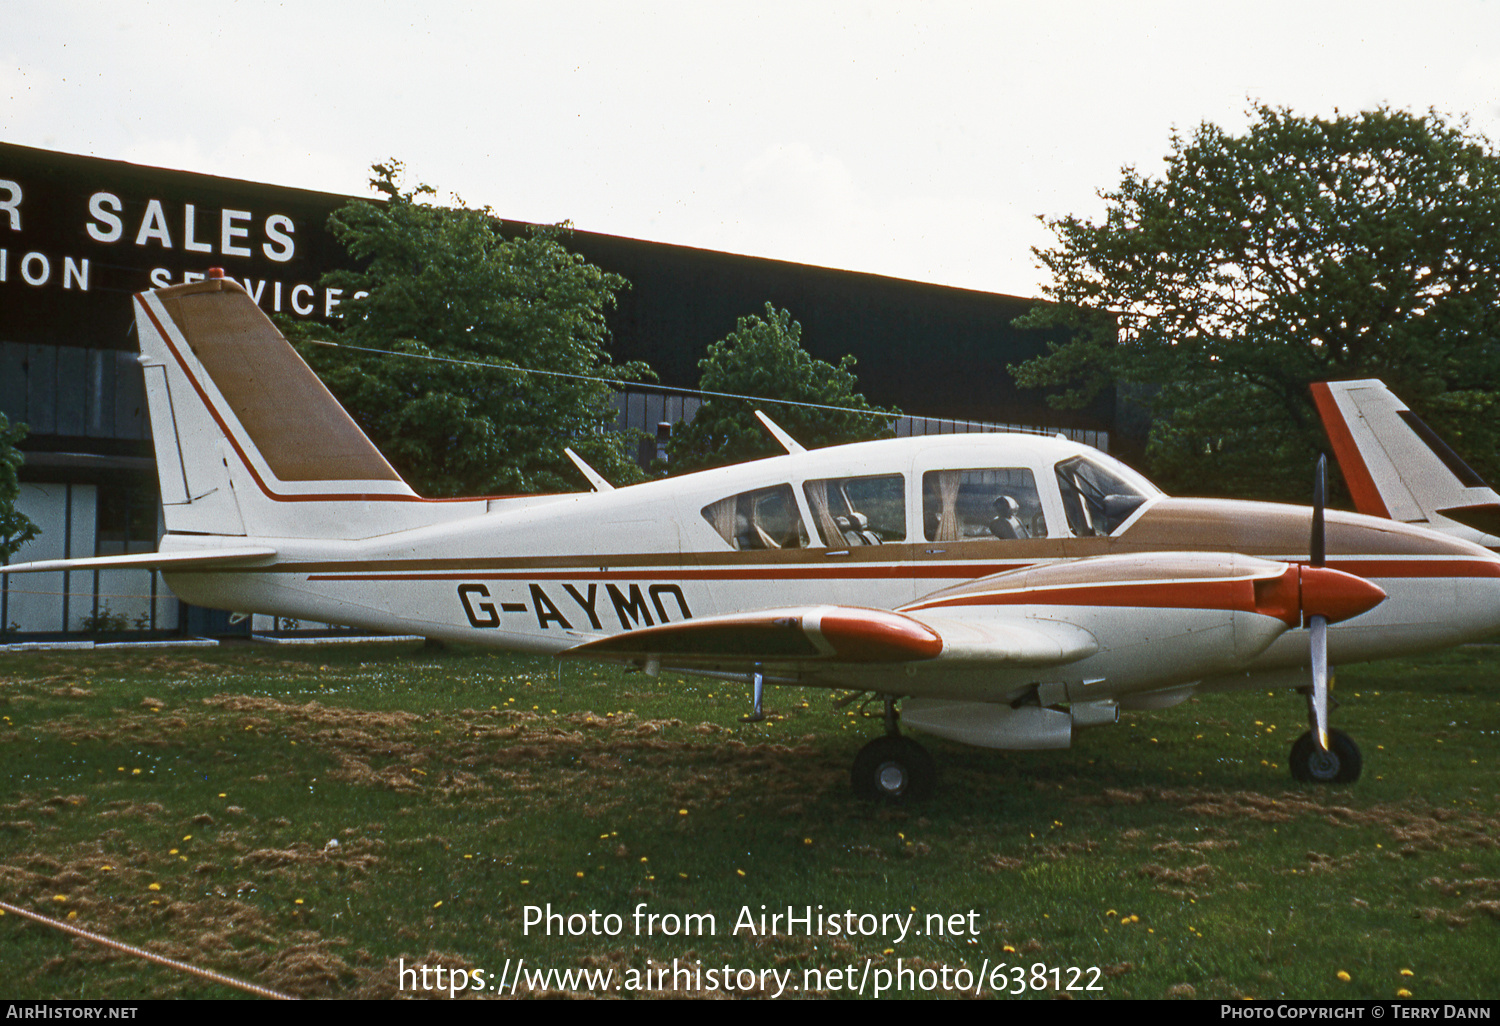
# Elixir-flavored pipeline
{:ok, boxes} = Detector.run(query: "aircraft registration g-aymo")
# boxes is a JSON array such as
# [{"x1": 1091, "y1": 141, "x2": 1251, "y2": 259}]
[
  {"x1": 1313, "y1": 378, "x2": 1500, "y2": 551},
  {"x1": 8, "y1": 276, "x2": 1500, "y2": 803}
]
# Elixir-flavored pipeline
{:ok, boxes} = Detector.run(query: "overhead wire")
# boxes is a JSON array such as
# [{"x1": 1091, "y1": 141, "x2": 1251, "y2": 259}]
[
  {"x1": 304, "y1": 339, "x2": 1080, "y2": 438},
  {"x1": 303, "y1": 339, "x2": 1080, "y2": 439},
  {"x1": 306, "y1": 339, "x2": 916, "y2": 424}
]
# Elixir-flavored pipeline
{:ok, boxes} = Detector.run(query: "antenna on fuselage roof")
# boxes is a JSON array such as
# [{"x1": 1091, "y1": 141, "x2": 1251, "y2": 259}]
[
  {"x1": 755, "y1": 411, "x2": 806, "y2": 455},
  {"x1": 564, "y1": 448, "x2": 615, "y2": 492}
]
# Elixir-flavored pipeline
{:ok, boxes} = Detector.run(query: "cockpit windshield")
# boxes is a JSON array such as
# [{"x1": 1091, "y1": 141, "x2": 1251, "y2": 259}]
[{"x1": 1055, "y1": 456, "x2": 1152, "y2": 537}]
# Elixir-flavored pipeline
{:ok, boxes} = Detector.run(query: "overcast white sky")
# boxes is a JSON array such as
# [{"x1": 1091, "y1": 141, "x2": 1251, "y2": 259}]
[{"x1": 5, "y1": 1, "x2": 1499, "y2": 296}]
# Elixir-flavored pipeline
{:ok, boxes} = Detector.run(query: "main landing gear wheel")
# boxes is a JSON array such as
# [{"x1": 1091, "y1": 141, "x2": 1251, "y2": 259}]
[
  {"x1": 1289, "y1": 728, "x2": 1362, "y2": 784},
  {"x1": 852, "y1": 736, "x2": 936, "y2": 804}
]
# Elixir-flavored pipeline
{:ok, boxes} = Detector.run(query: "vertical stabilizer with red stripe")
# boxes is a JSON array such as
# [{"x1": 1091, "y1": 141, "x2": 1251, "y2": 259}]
[
  {"x1": 1311, "y1": 380, "x2": 1500, "y2": 544},
  {"x1": 134, "y1": 277, "x2": 423, "y2": 540}
]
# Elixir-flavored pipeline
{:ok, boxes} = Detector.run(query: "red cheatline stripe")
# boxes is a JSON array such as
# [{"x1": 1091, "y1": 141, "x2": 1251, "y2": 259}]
[
  {"x1": 1311, "y1": 382, "x2": 1391, "y2": 519},
  {"x1": 907, "y1": 578, "x2": 1261, "y2": 613},
  {"x1": 1326, "y1": 558, "x2": 1500, "y2": 579}
]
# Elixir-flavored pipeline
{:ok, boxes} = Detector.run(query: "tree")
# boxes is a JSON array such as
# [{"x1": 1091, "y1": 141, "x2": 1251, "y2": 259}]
[
  {"x1": 288, "y1": 162, "x2": 651, "y2": 496},
  {"x1": 0, "y1": 412, "x2": 40, "y2": 562},
  {"x1": 1013, "y1": 105, "x2": 1500, "y2": 501},
  {"x1": 666, "y1": 303, "x2": 899, "y2": 474}
]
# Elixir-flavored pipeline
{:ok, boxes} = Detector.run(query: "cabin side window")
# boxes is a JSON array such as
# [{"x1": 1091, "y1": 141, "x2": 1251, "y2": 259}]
[
  {"x1": 803, "y1": 474, "x2": 906, "y2": 547},
  {"x1": 701, "y1": 484, "x2": 811, "y2": 550},
  {"x1": 922, "y1": 469, "x2": 1048, "y2": 542},
  {"x1": 1054, "y1": 456, "x2": 1149, "y2": 537}
]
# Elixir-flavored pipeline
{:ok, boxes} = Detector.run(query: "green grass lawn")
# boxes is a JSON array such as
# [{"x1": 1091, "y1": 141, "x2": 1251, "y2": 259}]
[{"x1": 1, "y1": 640, "x2": 1497, "y2": 999}]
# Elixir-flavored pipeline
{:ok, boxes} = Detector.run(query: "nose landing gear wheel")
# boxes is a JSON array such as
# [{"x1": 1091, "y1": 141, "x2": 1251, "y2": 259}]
[
  {"x1": 852, "y1": 736, "x2": 936, "y2": 803},
  {"x1": 1289, "y1": 728, "x2": 1362, "y2": 784}
]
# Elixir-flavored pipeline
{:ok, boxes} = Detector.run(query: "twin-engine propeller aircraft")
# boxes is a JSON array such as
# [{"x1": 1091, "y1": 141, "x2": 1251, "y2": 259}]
[
  {"x1": 1313, "y1": 379, "x2": 1500, "y2": 550},
  {"x1": 7, "y1": 276, "x2": 1500, "y2": 802}
]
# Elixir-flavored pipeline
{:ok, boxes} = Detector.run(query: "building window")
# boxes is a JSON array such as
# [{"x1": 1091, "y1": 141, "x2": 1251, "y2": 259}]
[{"x1": 96, "y1": 484, "x2": 158, "y2": 555}]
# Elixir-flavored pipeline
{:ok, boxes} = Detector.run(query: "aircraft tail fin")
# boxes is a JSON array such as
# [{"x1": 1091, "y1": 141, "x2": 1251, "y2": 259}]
[
  {"x1": 134, "y1": 275, "x2": 420, "y2": 539},
  {"x1": 1311, "y1": 379, "x2": 1500, "y2": 541}
]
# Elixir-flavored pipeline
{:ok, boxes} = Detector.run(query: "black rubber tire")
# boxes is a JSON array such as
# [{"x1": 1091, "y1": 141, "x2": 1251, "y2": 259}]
[
  {"x1": 851, "y1": 736, "x2": 937, "y2": 803},
  {"x1": 1289, "y1": 728, "x2": 1362, "y2": 784}
]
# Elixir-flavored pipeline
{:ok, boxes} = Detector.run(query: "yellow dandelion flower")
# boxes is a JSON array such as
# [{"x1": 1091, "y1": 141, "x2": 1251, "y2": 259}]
[
  {"x1": 1337, "y1": 971, "x2": 1351, "y2": 982},
  {"x1": 736, "y1": 869, "x2": 745, "y2": 877},
  {"x1": 1397, "y1": 989, "x2": 1412, "y2": 998},
  {"x1": 66, "y1": 911, "x2": 77, "y2": 920},
  {"x1": 294, "y1": 898, "x2": 304, "y2": 905},
  {"x1": 148, "y1": 883, "x2": 161, "y2": 891},
  {"x1": 52, "y1": 895, "x2": 66, "y2": 903},
  {"x1": 576, "y1": 871, "x2": 584, "y2": 878},
  {"x1": 678, "y1": 809, "x2": 688, "y2": 816},
  {"x1": 1400, "y1": 969, "x2": 1414, "y2": 977},
  {"x1": 433, "y1": 901, "x2": 443, "y2": 908}
]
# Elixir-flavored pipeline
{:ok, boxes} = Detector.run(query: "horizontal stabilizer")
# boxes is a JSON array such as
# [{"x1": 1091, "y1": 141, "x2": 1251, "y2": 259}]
[
  {"x1": 1, "y1": 546, "x2": 277, "y2": 575},
  {"x1": 563, "y1": 604, "x2": 1101, "y2": 672}
]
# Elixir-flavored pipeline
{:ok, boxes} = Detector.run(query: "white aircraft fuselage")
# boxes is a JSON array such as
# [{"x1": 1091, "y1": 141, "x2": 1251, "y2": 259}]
[
  {"x1": 160, "y1": 432, "x2": 1500, "y2": 704},
  {"x1": 9, "y1": 278, "x2": 1498, "y2": 797}
]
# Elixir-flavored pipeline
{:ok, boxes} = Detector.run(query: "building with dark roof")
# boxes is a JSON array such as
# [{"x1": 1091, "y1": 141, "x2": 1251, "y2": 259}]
[{"x1": 0, "y1": 141, "x2": 1112, "y2": 639}]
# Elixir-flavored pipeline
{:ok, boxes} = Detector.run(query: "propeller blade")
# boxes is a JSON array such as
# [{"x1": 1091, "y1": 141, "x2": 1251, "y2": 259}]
[
  {"x1": 1311, "y1": 454, "x2": 1326, "y2": 568},
  {"x1": 1310, "y1": 613, "x2": 1330, "y2": 751}
]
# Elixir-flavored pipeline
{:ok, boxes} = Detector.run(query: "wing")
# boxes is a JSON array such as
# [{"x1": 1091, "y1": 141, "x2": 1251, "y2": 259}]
[
  {"x1": 561, "y1": 604, "x2": 1097, "y2": 669},
  {"x1": 561, "y1": 552, "x2": 1383, "y2": 689}
]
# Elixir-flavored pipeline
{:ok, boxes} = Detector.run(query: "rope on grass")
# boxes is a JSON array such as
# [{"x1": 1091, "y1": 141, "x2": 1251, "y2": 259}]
[{"x1": 0, "y1": 899, "x2": 296, "y2": 1000}]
